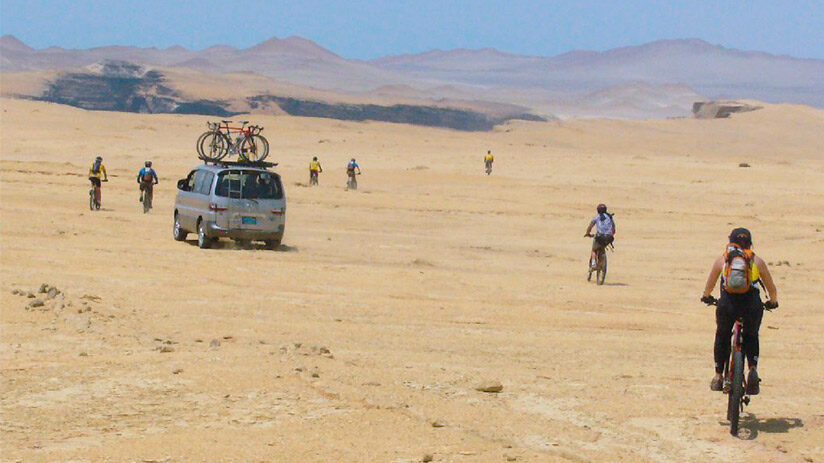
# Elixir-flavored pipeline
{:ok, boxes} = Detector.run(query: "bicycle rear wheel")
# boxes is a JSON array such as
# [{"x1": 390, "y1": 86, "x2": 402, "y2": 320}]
[
  {"x1": 238, "y1": 134, "x2": 269, "y2": 162},
  {"x1": 89, "y1": 189, "x2": 94, "y2": 211},
  {"x1": 727, "y1": 350, "x2": 745, "y2": 435},
  {"x1": 597, "y1": 252, "x2": 607, "y2": 285},
  {"x1": 198, "y1": 131, "x2": 229, "y2": 161}
]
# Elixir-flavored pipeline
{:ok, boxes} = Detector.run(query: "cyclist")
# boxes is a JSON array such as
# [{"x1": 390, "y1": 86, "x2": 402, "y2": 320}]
[
  {"x1": 484, "y1": 150, "x2": 494, "y2": 174},
  {"x1": 88, "y1": 155, "x2": 108, "y2": 205},
  {"x1": 309, "y1": 156, "x2": 323, "y2": 185},
  {"x1": 701, "y1": 228, "x2": 778, "y2": 394},
  {"x1": 137, "y1": 161, "x2": 159, "y2": 204},
  {"x1": 584, "y1": 203, "x2": 615, "y2": 269},
  {"x1": 347, "y1": 158, "x2": 361, "y2": 175}
]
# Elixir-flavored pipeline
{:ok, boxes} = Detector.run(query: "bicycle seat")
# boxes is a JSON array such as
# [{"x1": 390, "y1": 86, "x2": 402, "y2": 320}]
[
  {"x1": 239, "y1": 120, "x2": 250, "y2": 125},
  {"x1": 221, "y1": 120, "x2": 232, "y2": 123}
]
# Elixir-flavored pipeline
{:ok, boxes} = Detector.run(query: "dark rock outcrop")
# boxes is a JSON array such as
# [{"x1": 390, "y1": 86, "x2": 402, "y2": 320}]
[{"x1": 248, "y1": 95, "x2": 545, "y2": 131}]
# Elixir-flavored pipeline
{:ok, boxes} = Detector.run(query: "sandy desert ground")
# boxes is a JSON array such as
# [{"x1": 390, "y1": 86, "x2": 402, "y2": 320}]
[{"x1": 1, "y1": 98, "x2": 823, "y2": 462}]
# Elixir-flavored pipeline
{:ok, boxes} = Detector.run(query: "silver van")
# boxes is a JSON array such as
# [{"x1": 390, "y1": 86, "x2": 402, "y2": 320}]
[{"x1": 173, "y1": 162, "x2": 285, "y2": 249}]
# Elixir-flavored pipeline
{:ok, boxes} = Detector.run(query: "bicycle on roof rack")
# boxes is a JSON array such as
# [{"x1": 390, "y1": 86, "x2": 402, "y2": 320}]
[{"x1": 196, "y1": 120, "x2": 270, "y2": 163}]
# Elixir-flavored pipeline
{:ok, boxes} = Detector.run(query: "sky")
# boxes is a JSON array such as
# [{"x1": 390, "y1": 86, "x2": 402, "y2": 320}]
[{"x1": 1, "y1": 0, "x2": 822, "y2": 60}]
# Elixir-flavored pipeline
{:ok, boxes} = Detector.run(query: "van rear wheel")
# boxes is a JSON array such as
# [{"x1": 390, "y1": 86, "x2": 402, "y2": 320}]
[
  {"x1": 197, "y1": 220, "x2": 212, "y2": 249},
  {"x1": 173, "y1": 213, "x2": 188, "y2": 241},
  {"x1": 264, "y1": 238, "x2": 281, "y2": 250}
]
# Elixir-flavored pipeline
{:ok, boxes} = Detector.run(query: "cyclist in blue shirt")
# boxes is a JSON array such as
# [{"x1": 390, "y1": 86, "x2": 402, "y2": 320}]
[{"x1": 137, "y1": 161, "x2": 159, "y2": 203}]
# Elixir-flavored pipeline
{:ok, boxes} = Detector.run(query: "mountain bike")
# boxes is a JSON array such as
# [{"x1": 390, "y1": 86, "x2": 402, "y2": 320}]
[
  {"x1": 140, "y1": 181, "x2": 154, "y2": 213},
  {"x1": 704, "y1": 297, "x2": 774, "y2": 436},
  {"x1": 310, "y1": 170, "x2": 319, "y2": 186},
  {"x1": 196, "y1": 120, "x2": 269, "y2": 162},
  {"x1": 89, "y1": 179, "x2": 107, "y2": 210},
  {"x1": 346, "y1": 171, "x2": 360, "y2": 190},
  {"x1": 585, "y1": 234, "x2": 612, "y2": 285}
]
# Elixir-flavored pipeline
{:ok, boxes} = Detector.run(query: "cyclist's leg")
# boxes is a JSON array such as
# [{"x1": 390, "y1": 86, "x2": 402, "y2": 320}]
[
  {"x1": 742, "y1": 289, "x2": 764, "y2": 368},
  {"x1": 714, "y1": 294, "x2": 735, "y2": 374}
]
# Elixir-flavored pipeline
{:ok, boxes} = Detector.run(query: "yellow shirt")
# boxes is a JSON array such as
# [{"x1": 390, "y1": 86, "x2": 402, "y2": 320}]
[
  {"x1": 89, "y1": 162, "x2": 107, "y2": 178},
  {"x1": 484, "y1": 154, "x2": 494, "y2": 162},
  {"x1": 309, "y1": 161, "x2": 321, "y2": 172}
]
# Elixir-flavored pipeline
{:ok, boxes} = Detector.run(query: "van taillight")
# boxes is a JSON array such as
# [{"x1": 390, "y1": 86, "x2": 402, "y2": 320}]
[
  {"x1": 270, "y1": 209, "x2": 284, "y2": 215},
  {"x1": 209, "y1": 203, "x2": 227, "y2": 212}
]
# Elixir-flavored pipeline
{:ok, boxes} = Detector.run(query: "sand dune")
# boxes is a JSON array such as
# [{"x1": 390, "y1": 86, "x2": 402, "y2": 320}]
[{"x1": 1, "y1": 98, "x2": 823, "y2": 462}]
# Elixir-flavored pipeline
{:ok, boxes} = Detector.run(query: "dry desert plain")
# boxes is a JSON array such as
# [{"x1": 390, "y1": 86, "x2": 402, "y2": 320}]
[{"x1": 1, "y1": 98, "x2": 824, "y2": 462}]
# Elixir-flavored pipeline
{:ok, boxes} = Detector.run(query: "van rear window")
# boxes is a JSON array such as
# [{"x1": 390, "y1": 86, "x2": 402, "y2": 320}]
[{"x1": 214, "y1": 170, "x2": 283, "y2": 199}]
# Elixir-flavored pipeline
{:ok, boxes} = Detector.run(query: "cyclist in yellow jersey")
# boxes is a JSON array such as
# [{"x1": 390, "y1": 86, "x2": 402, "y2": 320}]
[
  {"x1": 701, "y1": 228, "x2": 778, "y2": 395},
  {"x1": 88, "y1": 155, "x2": 108, "y2": 204},
  {"x1": 484, "y1": 150, "x2": 494, "y2": 175},
  {"x1": 309, "y1": 156, "x2": 322, "y2": 185}
]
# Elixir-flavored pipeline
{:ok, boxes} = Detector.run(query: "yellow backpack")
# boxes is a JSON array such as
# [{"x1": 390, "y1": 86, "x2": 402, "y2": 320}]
[{"x1": 722, "y1": 244, "x2": 753, "y2": 294}]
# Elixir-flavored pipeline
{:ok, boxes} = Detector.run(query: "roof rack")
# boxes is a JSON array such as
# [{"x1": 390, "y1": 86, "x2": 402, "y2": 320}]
[{"x1": 203, "y1": 159, "x2": 278, "y2": 168}]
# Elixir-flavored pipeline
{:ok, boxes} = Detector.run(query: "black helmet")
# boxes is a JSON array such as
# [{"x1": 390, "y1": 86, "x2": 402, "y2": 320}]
[
  {"x1": 729, "y1": 228, "x2": 752, "y2": 248},
  {"x1": 597, "y1": 203, "x2": 607, "y2": 214},
  {"x1": 313, "y1": 156, "x2": 318, "y2": 161},
  {"x1": 96, "y1": 155, "x2": 103, "y2": 161},
  {"x1": 145, "y1": 161, "x2": 152, "y2": 167}
]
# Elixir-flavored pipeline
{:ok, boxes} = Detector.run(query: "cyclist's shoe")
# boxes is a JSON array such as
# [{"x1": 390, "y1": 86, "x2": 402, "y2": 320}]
[
  {"x1": 746, "y1": 368, "x2": 760, "y2": 395},
  {"x1": 139, "y1": 194, "x2": 143, "y2": 202},
  {"x1": 710, "y1": 375, "x2": 724, "y2": 391}
]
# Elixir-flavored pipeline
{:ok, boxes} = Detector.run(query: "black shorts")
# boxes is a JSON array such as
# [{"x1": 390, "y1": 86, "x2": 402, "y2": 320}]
[
  {"x1": 89, "y1": 177, "x2": 101, "y2": 187},
  {"x1": 593, "y1": 234, "x2": 614, "y2": 251}
]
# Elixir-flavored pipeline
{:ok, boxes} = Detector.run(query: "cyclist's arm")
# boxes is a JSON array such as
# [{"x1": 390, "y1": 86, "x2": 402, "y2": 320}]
[
  {"x1": 702, "y1": 256, "x2": 724, "y2": 298},
  {"x1": 319, "y1": 164, "x2": 322, "y2": 173},
  {"x1": 102, "y1": 165, "x2": 108, "y2": 180},
  {"x1": 754, "y1": 256, "x2": 778, "y2": 303},
  {"x1": 585, "y1": 220, "x2": 595, "y2": 236},
  {"x1": 153, "y1": 170, "x2": 159, "y2": 184}
]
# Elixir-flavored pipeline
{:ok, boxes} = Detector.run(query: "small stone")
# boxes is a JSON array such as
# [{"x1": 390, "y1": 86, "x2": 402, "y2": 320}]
[
  {"x1": 504, "y1": 454, "x2": 518, "y2": 461},
  {"x1": 209, "y1": 339, "x2": 221, "y2": 348},
  {"x1": 319, "y1": 346, "x2": 331, "y2": 355},
  {"x1": 28, "y1": 299, "x2": 45, "y2": 308},
  {"x1": 38, "y1": 283, "x2": 50, "y2": 293},
  {"x1": 157, "y1": 345, "x2": 174, "y2": 353},
  {"x1": 422, "y1": 454, "x2": 434, "y2": 462},
  {"x1": 431, "y1": 419, "x2": 446, "y2": 428},
  {"x1": 739, "y1": 163, "x2": 750, "y2": 168},
  {"x1": 78, "y1": 352, "x2": 88, "y2": 357},
  {"x1": 47, "y1": 287, "x2": 60, "y2": 299},
  {"x1": 12, "y1": 288, "x2": 23, "y2": 295},
  {"x1": 172, "y1": 368, "x2": 184, "y2": 374},
  {"x1": 26, "y1": 292, "x2": 35, "y2": 298},
  {"x1": 294, "y1": 366, "x2": 305, "y2": 372},
  {"x1": 311, "y1": 368, "x2": 320, "y2": 378},
  {"x1": 475, "y1": 381, "x2": 503, "y2": 393}
]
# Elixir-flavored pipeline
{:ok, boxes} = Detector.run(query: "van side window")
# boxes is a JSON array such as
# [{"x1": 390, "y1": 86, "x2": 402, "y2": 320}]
[
  {"x1": 192, "y1": 170, "x2": 214, "y2": 195},
  {"x1": 196, "y1": 171, "x2": 214, "y2": 195}
]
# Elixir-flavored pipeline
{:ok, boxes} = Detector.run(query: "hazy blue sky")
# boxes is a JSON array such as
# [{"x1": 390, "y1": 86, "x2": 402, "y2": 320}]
[{"x1": 1, "y1": 0, "x2": 822, "y2": 59}]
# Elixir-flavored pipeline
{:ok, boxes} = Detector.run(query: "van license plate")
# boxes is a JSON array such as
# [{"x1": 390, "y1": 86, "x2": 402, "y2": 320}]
[{"x1": 242, "y1": 216, "x2": 257, "y2": 225}]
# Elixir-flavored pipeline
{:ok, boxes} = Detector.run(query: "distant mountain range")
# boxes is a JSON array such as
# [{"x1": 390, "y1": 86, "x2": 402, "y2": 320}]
[{"x1": 2, "y1": 34, "x2": 822, "y2": 122}]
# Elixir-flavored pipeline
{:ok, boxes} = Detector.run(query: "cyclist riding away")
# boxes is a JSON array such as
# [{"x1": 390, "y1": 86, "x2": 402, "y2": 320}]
[
  {"x1": 347, "y1": 158, "x2": 361, "y2": 175},
  {"x1": 701, "y1": 228, "x2": 778, "y2": 394},
  {"x1": 484, "y1": 150, "x2": 494, "y2": 174},
  {"x1": 346, "y1": 158, "x2": 361, "y2": 190},
  {"x1": 88, "y1": 155, "x2": 108, "y2": 205},
  {"x1": 309, "y1": 156, "x2": 323, "y2": 185},
  {"x1": 137, "y1": 161, "x2": 159, "y2": 204},
  {"x1": 584, "y1": 203, "x2": 615, "y2": 268}
]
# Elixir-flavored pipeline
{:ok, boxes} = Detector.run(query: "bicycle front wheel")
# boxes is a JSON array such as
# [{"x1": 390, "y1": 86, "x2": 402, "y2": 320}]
[
  {"x1": 727, "y1": 350, "x2": 745, "y2": 435},
  {"x1": 198, "y1": 132, "x2": 229, "y2": 161},
  {"x1": 597, "y1": 252, "x2": 607, "y2": 285},
  {"x1": 239, "y1": 134, "x2": 269, "y2": 162}
]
